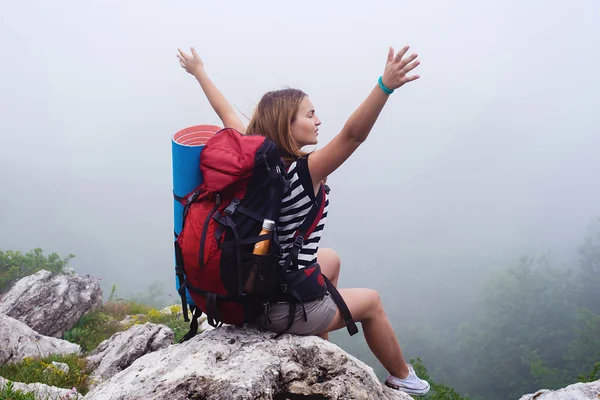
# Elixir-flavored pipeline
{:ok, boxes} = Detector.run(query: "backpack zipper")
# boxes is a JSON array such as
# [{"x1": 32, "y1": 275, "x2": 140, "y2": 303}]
[
  {"x1": 262, "y1": 153, "x2": 282, "y2": 175},
  {"x1": 263, "y1": 153, "x2": 271, "y2": 172},
  {"x1": 199, "y1": 193, "x2": 221, "y2": 269}
]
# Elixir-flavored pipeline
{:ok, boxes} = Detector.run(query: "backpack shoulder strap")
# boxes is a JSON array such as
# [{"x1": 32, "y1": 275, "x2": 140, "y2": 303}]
[{"x1": 282, "y1": 184, "x2": 327, "y2": 271}]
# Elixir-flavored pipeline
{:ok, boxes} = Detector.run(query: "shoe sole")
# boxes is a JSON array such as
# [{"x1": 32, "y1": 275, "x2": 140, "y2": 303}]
[{"x1": 385, "y1": 380, "x2": 431, "y2": 396}]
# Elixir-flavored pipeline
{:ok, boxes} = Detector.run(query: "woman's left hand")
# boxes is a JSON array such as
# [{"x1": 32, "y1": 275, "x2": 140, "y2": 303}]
[{"x1": 381, "y1": 46, "x2": 420, "y2": 90}]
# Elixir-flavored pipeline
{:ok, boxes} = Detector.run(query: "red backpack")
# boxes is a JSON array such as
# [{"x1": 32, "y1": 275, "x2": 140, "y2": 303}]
[{"x1": 174, "y1": 128, "x2": 358, "y2": 341}]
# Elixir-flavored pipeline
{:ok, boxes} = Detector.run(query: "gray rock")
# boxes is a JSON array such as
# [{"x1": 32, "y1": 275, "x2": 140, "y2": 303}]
[
  {"x1": 159, "y1": 305, "x2": 183, "y2": 317},
  {"x1": 86, "y1": 323, "x2": 174, "y2": 385},
  {"x1": 0, "y1": 269, "x2": 103, "y2": 338},
  {"x1": 0, "y1": 376, "x2": 81, "y2": 400},
  {"x1": 519, "y1": 379, "x2": 600, "y2": 399},
  {"x1": 85, "y1": 324, "x2": 411, "y2": 400},
  {"x1": 117, "y1": 314, "x2": 146, "y2": 327},
  {"x1": 0, "y1": 313, "x2": 80, "y2": 364},
  {"x1": 199, "y1": 315, "x2": 215, "y2": 333},
  {"x1": 43, "y1": 361, "x2": 70, "y2": 375}
]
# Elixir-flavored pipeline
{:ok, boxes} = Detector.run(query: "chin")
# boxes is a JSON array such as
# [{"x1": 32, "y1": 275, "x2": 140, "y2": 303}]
[{"x1": 299, "y1": 140, "x2": 318, "y2": 148}]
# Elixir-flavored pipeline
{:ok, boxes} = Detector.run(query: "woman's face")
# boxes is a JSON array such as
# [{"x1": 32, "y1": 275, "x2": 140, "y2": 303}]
[{"x1": 291, "y1": 96, "x2": 321, "y2": 147}]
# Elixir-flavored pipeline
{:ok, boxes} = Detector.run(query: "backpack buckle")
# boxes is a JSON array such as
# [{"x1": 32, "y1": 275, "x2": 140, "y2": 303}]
[
  {"x1": 186, "y1": 190, "x2": 199, "y2": 204},
  {"x1": 293, "y1": 235, "x2": 304, "y2": 249},
  {"x1": 224, "y1": 198, "x2": 240, "y2": 216},
  {"x1": 177, "y1": 281, "x2": 187, "y2": 296}
]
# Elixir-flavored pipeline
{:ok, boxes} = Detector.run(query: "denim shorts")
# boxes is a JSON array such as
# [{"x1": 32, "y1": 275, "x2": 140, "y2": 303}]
[{"x1": 255, "y1": 293, "x2": 338, "y2": 335}]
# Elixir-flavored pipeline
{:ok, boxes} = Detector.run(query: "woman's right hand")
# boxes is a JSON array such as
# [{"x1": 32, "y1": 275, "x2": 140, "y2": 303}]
[
  {"x1": 307, "y1": 44, "x2": 421, "y2": 187},
  {"x1": 177, "y1": 47, "x2": 204, "y2": 76}
]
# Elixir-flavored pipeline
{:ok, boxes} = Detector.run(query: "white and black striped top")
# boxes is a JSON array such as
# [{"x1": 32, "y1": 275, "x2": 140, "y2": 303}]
[{"x1": 278, "y1": 156, "x2": 328, "y2": 270}]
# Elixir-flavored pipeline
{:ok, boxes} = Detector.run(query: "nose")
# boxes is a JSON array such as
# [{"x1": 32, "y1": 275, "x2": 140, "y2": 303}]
[{"x1": 315, "y1": 115, "x2": 322, "y2": 127}]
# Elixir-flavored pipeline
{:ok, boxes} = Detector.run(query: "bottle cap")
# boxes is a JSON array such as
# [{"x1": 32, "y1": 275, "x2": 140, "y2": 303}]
[{"x1": 262, "y1": 219, "x2": 275, "y2": 231}]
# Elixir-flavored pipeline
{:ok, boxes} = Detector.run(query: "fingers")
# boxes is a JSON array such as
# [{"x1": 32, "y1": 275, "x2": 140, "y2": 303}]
[
  {"x1": 387, "y1": 46, "x2": 394, "y2": 64},
  {"x1": 399, "y1": 53, "x2": 418, "y2": 70},
  {"x1": 177, "y1": 48, "x2": 189, "y2": 59},
  {"x1": 393, "y1": 45, "x2": 410, "y2": 64},
  {"x1": 382, "y1": 45, "x2": 421, "y2": 87},
  {"x1": 401, "y1": 58, "x2": 420, "y2": 74},
  {"x1": 403, "y1": 74, "x2": 420, "y2": 83},
  {"x1": 191, "y1": 47, "x2": 199, "y2": 58},
  {"x1": 177, "y1": 48, "x2": 190, "y2": 69}
]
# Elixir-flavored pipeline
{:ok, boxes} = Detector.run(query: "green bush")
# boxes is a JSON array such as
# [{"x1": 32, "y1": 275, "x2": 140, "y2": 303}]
[
  {"x1": 0, "y1": 248, "x2": 74, "y2": 293},
  {"x1": 578, "y1": 362, "x2": 600, "y2": 383},
  {"x1": 411, "y1": 358, "x2": 474, "y2": 400},
  {"x1": 62, "y1": 310, "x2": 122, "y2": 353},
  {"x1": 63, "y1": 299, "x2": 192, "y2": 352},
  {"x1": 0, "y1": 354, "x2": 90, "y2": 396},
  {"x1": 0, "y1": 381, "x2": 36, "y2": 400},
  {"x1": 145, "y1": 305, "x2": 191, "y2": 343}
]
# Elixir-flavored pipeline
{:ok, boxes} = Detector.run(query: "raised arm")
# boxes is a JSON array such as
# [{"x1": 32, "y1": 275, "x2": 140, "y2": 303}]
[
  {"x1": 308, "y1": 46, "x2": 420, "y2": 186},
  {"x1": 177, "y1": 47, "x2": 246, "y2": 134}
]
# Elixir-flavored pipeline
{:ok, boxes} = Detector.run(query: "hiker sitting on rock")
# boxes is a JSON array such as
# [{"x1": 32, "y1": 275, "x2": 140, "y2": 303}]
[{"x1": 176, "y1": 44, "x2": 430, "y2": 396}]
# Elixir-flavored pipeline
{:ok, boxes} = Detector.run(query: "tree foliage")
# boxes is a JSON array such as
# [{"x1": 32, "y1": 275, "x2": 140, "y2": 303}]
[
  {"x1": 0, "y1": 248, "x2": 74, "y2": 293},
  {"x1": 408, "y1": 220, "x2": 600, "y2": 400}
]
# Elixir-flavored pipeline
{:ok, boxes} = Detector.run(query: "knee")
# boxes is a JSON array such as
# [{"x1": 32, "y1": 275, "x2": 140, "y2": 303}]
[
  {"x1": 319, "y1": 248, "x2": 341, "y2": 276},
  {"x1": 354, "y1": 289, "x2": 385, "y2": 322},
  {"x1": 328, "y1": 249, "x2": 341, "y2": 274},
  {"x1": 366, "y1": 289, "x2": 384, "y2": 315}
]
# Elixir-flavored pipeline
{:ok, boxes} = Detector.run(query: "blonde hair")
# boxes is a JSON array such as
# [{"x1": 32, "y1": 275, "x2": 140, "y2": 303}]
[{"x1": 246, "y1": 88, "x2": 308, "y2": 166}]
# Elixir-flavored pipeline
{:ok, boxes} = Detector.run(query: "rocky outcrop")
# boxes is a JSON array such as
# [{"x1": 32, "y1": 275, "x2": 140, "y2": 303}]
[
  {"x1": 0, "y1": 270, "x2": 102, "y2": 338},
  {"x1": 86, "y1": 323, "x2": 174, "y2": 384},
  {"x1": 519, "y1": 379, "x2": 600, "y2": 400},
  {"x1": 0, "y1": 313, "x2": 80, "y2": 364},
  {"x1": 85, "y1": 324, "x2": 411, "y2": 400},
  {"x1": 4, "y1": 281, "x2": 598, "y2": 400}
]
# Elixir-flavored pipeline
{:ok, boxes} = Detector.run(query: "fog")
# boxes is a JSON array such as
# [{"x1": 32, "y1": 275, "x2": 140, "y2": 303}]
[{"x1": 1, "y1": 0, "x2": 599, "y2": 392}]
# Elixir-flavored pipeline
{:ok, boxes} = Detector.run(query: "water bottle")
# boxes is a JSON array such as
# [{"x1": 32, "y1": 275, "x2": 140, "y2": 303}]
[
  {"x1": 253, "y1": 219, "x2": 275, "y2": 255},
  {"x1": 245, "y1": 219, "x2": 275, "y2": 293}
]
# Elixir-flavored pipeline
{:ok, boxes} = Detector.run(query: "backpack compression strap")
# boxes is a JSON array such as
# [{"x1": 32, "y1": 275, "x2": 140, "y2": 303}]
[
  {"x1": 179, "y1": 306, "x2": 203, "y2": 343},
  {"x1": 173, "y1": 188, "x2": 206, "y2": 323}
]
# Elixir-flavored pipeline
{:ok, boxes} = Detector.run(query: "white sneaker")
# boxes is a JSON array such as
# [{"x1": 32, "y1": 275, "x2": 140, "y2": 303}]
[{"x1": 384, "y1": 364, "x2": 431, "y2": 396}]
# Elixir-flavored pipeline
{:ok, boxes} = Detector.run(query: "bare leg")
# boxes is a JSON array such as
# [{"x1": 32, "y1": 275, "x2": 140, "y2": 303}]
[
  {"x1": 321, "y1": 288, "x2": 410, "y2": 379},
  {"x1": 318, "y1": 248, "x2": 340, "y2": 286},
  {"x1": 316, "y1": 248, "x2": 340, "y2": 341}
]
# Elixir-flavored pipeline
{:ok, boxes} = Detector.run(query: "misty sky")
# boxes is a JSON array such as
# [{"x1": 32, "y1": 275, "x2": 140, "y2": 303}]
[{"x1": 1, "y1": 0, "x2": 599, "y2": 309}]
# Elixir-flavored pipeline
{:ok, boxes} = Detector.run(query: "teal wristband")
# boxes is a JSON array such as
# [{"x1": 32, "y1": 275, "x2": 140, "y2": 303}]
[{"x1": 378, "y1": 76, "x2": 394, "y2": 95}]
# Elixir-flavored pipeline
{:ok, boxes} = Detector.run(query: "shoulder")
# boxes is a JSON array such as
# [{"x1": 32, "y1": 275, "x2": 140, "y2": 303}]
[{"x1": 287, "y1": 156, "x2": 316, "y2": 200}]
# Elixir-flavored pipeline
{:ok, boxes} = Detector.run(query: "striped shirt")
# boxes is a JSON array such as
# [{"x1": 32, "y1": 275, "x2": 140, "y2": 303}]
[{"x1": 278, "y1": 156, "x2": 328, "y2": 270}]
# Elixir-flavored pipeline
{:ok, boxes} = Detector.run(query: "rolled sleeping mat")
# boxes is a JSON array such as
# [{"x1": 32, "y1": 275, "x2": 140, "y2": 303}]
[{"x1": 172, "y1": 124, "x2": 221, "y2": 305}]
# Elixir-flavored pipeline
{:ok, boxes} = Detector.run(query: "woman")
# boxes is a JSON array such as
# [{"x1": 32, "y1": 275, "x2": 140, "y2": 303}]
[{"x1": 177, "y1": 46, "x2": 430, "y2": 396}]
